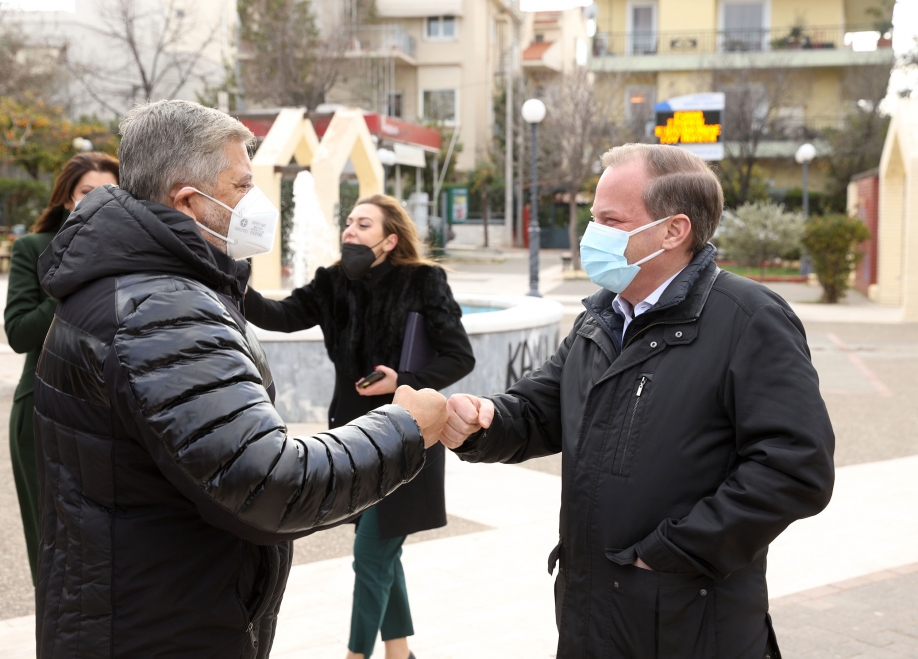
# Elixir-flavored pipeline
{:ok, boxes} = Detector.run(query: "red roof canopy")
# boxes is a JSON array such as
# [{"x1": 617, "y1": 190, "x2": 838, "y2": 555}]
[
  {"x1": 523, "y1": 41, "x2": 554, "y2": 61},
  {"x1": 236, "y1": 111, "x2": 441, "y2": 153}
]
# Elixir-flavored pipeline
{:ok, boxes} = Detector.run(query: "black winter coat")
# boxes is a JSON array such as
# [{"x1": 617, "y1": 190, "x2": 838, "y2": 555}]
[
  {"x1": 244, "y1": 259, "x2": 475, "y2": 538},
  {"x1": 33, "y1": 185, "x2": 427, "y2": 659},
  {"x1": 455, "y1": 245, "x2": 835, "y2": 659}
]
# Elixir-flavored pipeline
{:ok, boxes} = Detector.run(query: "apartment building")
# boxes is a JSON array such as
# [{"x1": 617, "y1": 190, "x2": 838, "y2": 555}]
[
  {"x1": 520, "y1": 8, "x2": 591, "y2": 81},
  {"x1": 590, "y1": 0, "x2": 896, "y2": 191},
  {"x1": 321, "y1": 0, "x2": 525, "y2": 172}
]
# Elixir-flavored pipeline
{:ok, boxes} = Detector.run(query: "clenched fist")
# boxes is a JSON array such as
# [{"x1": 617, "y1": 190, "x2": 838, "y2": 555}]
[
  {"x1": 392, "y1": 385, "x2": 448, "y2": 448},
  {"x1": 441, "y1": 394, "x2": 495, "y2": 450}
]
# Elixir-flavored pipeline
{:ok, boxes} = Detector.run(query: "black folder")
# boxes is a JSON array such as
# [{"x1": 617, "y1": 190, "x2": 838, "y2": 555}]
[{"x1": 398, "y1": 312, "x2": 435, "y2": 372}]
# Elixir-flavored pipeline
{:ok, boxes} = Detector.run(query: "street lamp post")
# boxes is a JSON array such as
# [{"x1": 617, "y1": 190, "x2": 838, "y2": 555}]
[
  {"x1": 795, "y1": 143, "x2": 817, "y2": 219},
  {"x1": 795, "y1": 143, "x2": 817, "y2": 276},
  {"x1": 522, "y1": 98, "x2": 546, "y2": 297}
]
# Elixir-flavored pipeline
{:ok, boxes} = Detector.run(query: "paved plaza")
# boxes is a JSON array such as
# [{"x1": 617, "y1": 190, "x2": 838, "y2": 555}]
[{"x1": 1, "y1": 250, "x2": 917, "y2": 657}]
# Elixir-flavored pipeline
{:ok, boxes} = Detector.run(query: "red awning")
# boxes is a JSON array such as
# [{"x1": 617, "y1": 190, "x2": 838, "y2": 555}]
[{"x1": 236, "y1": 111, "x2": 441, "y2": 153}]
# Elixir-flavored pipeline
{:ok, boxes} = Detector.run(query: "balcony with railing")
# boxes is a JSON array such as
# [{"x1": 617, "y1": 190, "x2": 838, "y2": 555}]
[
  {"x1": 591, "y1": 24, "x2": 895, "y2": 71},
  {"x1": 344, "y1": 25, "x2": 417, "y2": 64},
  {"x1": 720, "y1": 114, "x2": 843, "y2": 158}
]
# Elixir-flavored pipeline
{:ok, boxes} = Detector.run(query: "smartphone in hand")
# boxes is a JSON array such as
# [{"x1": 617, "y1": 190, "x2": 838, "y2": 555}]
[{"x1": 356, "y1": 370, "x2": 385, "y2": 389}]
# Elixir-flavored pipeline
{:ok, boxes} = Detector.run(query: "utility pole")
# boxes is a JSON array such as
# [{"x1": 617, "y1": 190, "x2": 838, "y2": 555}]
[
  {"x1": 504, "y1": 55, "x2": 514, "y2": 249},
  {"x1": 502, "y1": 8, "x2": 520, "y2": 250}
]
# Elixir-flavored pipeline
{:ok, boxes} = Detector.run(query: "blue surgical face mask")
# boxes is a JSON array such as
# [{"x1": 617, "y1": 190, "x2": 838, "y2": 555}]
[{"x1": 580, "y1": 216, "x2": 672, "y2": 293}]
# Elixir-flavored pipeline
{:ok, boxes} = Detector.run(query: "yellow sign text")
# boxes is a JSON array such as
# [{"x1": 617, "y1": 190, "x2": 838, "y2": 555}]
[{"x1": 655, "y1": 111, "x2": 722, "y2": 145}]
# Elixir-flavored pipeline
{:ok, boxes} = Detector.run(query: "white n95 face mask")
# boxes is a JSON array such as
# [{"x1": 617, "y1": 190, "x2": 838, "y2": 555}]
[{"x1": 182, "y1": 186, "x2": 279, "y2": 260}]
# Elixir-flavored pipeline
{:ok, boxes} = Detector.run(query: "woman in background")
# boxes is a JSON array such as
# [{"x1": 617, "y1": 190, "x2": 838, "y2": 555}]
[
  {"x1": 245, "y1": 194, "x2": 475, "y2": 659},
  {"x1": 4, "y1": 152, "x2": 119, "y2": 584}
]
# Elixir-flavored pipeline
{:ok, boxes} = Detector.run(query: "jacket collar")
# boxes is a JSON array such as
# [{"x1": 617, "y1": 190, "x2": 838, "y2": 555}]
[
  {"x1": 582, "y1": 244, "x2": 719, "y2": 346},
  {"x1": 362, "y1": 256, "x2": 395, "y2": 285},
  {"x1": 39, "y1": 185, "x2": 248, "y2": 300}
]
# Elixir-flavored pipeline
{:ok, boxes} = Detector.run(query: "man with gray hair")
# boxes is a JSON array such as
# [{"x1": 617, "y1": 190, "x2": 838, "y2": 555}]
[
  {"x1": 442, "y1": 143, "x2": 835, "y2": 658},
  {"x1": 33, "y1": 99, "x2": 447, "y2": 658}
]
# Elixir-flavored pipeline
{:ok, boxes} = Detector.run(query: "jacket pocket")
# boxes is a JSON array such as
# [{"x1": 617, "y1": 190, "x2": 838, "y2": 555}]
[
  {"x1": 657, "y1": 571, "x2": 716, "y2": 659},
  {"x1": 603, "y1": 559, "x2": 658, "y2": 659},
  {"x1": 236, "y1": 545, "x2": 280, "y2": 653},
  {"x1": 603, "y1": 554, "x2": 715, "y2": 659},
  {"x1": 611, "y1": 373, "x2": 653, "y2": 476}
]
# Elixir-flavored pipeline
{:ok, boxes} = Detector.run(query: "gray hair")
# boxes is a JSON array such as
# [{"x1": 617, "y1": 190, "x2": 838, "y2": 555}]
[
  {"x1": 118, "y1": 100, "x2": 256, "y2": 204},
  {"x1": 601, "y1": 144, "x2": 724, "y2": 252}
]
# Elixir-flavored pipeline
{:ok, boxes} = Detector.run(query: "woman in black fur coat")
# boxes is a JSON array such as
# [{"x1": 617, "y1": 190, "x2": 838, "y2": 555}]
[{"x1": 244, "y1": 194, "x2": 475, "y2": 659}]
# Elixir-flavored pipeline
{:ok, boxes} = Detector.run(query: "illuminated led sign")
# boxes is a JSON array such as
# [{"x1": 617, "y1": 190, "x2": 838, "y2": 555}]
[
  {"x1": 655, "y1": 111, "x2": 722, "y2": 144},
  {"x1": 654, "y1": 93, "x2": 725, "y2": 161}
]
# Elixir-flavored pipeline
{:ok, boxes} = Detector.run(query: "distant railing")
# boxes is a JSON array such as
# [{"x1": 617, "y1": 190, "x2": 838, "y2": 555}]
[
  {"x1": 592, "y1": 25, "x2": 892, "y2": 58},
  {"x1": 767, "y1": 115, "x2": 844, "y2": 140},
  {"x1": 346, "y1": 25, "x2": 417, "y2": 59}
]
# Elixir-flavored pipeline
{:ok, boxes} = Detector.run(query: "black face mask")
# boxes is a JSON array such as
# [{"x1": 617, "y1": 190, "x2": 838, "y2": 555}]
[{"x1": 340, "y1": 240, "x2": 384, "y2": 281}]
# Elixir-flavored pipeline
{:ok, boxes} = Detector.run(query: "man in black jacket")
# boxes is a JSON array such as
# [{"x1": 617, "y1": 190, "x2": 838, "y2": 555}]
[
  {"x1": 442, "y1": 144, "x2": 834, "y2": 658},
  {"x1": 33, "y1": 99, "x2": 447, "y2": 658}
]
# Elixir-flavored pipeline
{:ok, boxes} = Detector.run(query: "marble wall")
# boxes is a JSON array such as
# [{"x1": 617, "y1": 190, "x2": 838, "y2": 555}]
[{"x1": 260, "y1": 322, "x2": 561, "y2": 423}]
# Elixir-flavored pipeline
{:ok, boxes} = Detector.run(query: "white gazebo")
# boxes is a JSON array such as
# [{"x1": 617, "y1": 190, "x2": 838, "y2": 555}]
[{"x1": 249, "y1": 108, "x2": 385, "y2": 291}]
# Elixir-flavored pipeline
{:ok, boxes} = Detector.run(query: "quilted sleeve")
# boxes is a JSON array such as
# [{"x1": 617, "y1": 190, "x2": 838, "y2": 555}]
[{"x1": 110, "y1": 287, "x2": 426, "y2": 543}]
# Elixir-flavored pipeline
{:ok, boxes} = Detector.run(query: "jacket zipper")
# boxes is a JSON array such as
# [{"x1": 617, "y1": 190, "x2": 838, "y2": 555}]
[
  {"x1": 617, "y1": 375, "x2": 649, "y2": 475},
  {"x1": 243, "y1": 546, "x2": 280, "y2": 651}
]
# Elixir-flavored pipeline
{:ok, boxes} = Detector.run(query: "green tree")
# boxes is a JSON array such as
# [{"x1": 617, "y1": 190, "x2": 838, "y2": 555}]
[
  {"x1": 801, "y1": 213, "x2": 870, "y2": 303},
  {"x1": 717, "y1": 201, "x2": 804, "y2": 280},
  {"x1": 0, "y1": 96, "x2": 118, "y2": 178},
  {"x1": 0, "y1": 178, "x2": 50, "y2": 228}
]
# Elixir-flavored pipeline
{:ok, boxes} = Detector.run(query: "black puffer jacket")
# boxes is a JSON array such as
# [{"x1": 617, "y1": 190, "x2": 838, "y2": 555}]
[
  {"x1": 455, "y1": 246, "x2": 835, "y2": 658},
  {"x1": 33, "y1": 185, "x2": 426, "y2": 658}
]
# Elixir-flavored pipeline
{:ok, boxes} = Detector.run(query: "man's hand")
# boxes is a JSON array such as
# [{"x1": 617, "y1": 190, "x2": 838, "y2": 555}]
[
  {"x1": 441, "y1": 394, "x2": 494, "y2": 450},
  {"x1": 392, "y1": 385, "x2": 448, "y2": 448},
  {"x1": 633, "y1": 557, "x2": 652, "y2": 570}
]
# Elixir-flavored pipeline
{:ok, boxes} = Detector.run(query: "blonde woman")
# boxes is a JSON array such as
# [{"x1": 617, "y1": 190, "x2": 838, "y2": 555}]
[{"x1": 244, "y1": 194, "x2": 475, "y2": 659}]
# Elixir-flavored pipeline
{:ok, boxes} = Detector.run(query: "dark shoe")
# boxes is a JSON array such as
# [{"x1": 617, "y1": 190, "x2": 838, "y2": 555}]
[{"x1": 408, "y1": 654, "x2": 416, "y2": 659}]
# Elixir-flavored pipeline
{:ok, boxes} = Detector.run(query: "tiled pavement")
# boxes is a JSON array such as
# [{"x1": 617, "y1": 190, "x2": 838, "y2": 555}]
[{"x1": 771, "y1": 565, "x2": 918, "y2": 657}]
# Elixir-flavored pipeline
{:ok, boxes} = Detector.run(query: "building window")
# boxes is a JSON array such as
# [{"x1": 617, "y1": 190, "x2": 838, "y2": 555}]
[
  {"x1": 722, "y1": 2, "x2": 766, "y2": 51},
  {"x1": 535, "y1": 33, "x2": 545, "y2": 43},
  {"x1": 423, "y1": 89, "x2": 457, "y2": 122},
  {"x1": 628, "y1": 3, "x2": 657, "y2": 55},
  {"x1": 387, "y1": 93, "x2": 403, "y2": 118},
  {"x1": 427, "y1": 16, "x2": 457, "y2": 40},
  {"x1": 625, "y1": 86, "x2": 656, "y2": 129}
]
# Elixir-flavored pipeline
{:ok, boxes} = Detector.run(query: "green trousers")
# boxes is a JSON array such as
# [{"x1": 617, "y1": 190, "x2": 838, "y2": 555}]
[
  {"x1": 10, "y1": 393, "x2": 39, "y2": 586},
  {"x1": 348, "y1": 506, "x2": 414, "y2": 656}
]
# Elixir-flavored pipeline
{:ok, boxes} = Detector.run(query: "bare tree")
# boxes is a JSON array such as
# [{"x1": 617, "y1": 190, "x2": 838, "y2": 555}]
[
  {"x1": 69, "y1": 0, "x2": 218, "y2": 115},
  {"x1": 538, "y1": 69, "x2": 621, "y2": 270},
  {"x1": 238, "y1": 0, "x2": 373, "y2": 109},
  {"x1": 0, "y1": 10, "x2": 66, "y2": 102},
  {"x1": 712, "y1": 62, "x2": 804, "y2": 206},
  {"x1": 821, "y1": 64, "x2": 892, "y2": 210}
]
